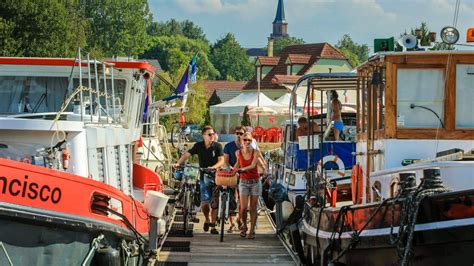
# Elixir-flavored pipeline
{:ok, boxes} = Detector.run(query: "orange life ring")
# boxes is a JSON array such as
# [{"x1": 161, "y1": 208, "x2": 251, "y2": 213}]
[{"x1": 351, "y1": 164, "x2": 364, "y2": 204}]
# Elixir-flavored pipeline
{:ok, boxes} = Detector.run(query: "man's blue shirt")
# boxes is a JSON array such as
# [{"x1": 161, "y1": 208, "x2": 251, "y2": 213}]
[{"x1": 223, "y1": 141, "x2": 240, "y2": 167}]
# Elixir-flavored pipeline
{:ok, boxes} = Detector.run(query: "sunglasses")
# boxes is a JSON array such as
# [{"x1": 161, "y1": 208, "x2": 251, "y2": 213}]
[
  {"x1": 206, "y1": 133, "x2": 215, "y2": 137},
  {"x1": 235, "y1": 132, "x2": 244, "y2": 136},
  {"x1": 243, "y1": 139, "x2": 252, "y2": 142}
]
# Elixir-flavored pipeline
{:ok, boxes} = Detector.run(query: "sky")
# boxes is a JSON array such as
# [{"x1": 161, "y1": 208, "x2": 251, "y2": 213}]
[{"x1": 149, "y1": 0, "x2": 474, "y2": 51}]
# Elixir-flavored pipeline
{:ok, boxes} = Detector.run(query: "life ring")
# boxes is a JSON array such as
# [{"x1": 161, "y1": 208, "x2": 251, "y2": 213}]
[
  {"x1": 316, "y1": 155, "x2": 345, "y2": 178},
  {"x1": 351, "y1": 164, "x2": 364, "y2": 204}
]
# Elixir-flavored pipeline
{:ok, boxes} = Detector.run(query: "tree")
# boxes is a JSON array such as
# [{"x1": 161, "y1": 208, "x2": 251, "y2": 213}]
[
  {"x1": 210, "y1": 33, "x2": 253, "y2": 81},
  {"x1": 147, "y1": 19, "x2": 208, "y2": 44},
  {"x1": 82, "y1": 0, "x2": 152, "y2": 57},
  {"x1": 0, "y1": 0, "x2": 87, "y2": 57},
  {"x1": 142, "y1": 35, "x2": 219, "y2": 79},
  {"x1": 0, "y1": 18, "x2": 20, "y2": 56},
  {"x1": 335, "y1": 34, "x2": 369, "y2": 67},
  {"x1": 241, "y1": 106, "x2": 251, "y2": 126},
  {"x1": 151, "y1": 70, "x2": 209, "y2": 128},
  {"x1": 271, "y1": 36, "x2": 305, "y2": 54}
]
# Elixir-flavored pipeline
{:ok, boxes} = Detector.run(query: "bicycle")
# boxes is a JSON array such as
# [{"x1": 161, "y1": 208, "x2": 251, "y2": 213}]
[
  {"x1": 173, "y1": 164, "x2": 200, "y2": 235},
  {"x1": 174, "y1": 165, "x2": 216, "y2": 236},
  {"x1": 214, "y1": 170, "x2": 238, "y2": 242},
  {"x1": 170, "y1": 123, "x2": 190, "y2": 150}
]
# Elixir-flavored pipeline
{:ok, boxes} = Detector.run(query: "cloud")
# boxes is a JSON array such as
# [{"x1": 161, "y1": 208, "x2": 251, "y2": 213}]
[{"x1": 175, "y1": 0, "x2": 270, "y2": 16}]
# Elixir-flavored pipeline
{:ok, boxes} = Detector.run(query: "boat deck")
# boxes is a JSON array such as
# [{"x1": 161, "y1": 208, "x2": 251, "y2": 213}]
[{"x1": 158, "y1": 203, "x2": 298, "y2": 265}]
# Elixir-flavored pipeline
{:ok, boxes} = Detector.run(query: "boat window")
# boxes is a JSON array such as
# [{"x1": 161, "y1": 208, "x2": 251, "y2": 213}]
[
  {"x1": 396, "y1": 69, "x2": 445, "y2": 128},
  {"x1": 0, "y1": 76, "x2": 69, "y2": 114},
  {"x1": 455, "y1": 65, "x2": 474, "y2": 128}
]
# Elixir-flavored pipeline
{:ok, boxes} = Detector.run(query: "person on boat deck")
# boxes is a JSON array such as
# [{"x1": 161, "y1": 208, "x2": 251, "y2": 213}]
[
  {"x1": 174, "y1": 125, "x2": 224, "y2": 234},
  {"x1": 331, "y1": 90, "x2": 343, "y2": 141},
  {"x1": 295, "y1": 116, "x2": 320, "y2": 138},
  {"x1": 234, "y1": 132, "x2": 262, "y2": 239}
]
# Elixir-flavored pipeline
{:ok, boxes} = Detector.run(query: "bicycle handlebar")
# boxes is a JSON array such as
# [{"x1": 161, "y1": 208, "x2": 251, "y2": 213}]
[{"x1": 174, "y1": 164, "x2": 217, "y2": 173}]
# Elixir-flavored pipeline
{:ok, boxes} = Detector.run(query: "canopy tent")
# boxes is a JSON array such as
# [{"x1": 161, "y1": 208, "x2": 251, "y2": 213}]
[
  {"x1": 275, "y1": 93, "x2": 306, "y2": 107},
  {"x1": 210, "y1": 92, "x2": 285, "y2": 114},
  {"x1": 210, "y1": 92, "x2": 286, "y2": 134}
]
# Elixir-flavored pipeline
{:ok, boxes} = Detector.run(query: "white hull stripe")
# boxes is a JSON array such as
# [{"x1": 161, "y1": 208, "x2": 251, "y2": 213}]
[{"x1": 301, "y1": 217, "x2": 474, "y2": 239}]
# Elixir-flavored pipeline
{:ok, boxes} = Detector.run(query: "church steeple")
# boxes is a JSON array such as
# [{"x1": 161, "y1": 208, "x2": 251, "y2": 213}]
[{"x1": 271, "y1": 0, "x2": 288, "y2": 39}]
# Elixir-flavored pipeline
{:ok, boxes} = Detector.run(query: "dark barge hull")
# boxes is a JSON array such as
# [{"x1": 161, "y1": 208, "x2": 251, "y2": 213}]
[
  {"x1": 298, "y1": 190, "x2": 474, "y2": 265},
  {"x1": 0, "y1": 202, "x2": 144, "y2": 266}
]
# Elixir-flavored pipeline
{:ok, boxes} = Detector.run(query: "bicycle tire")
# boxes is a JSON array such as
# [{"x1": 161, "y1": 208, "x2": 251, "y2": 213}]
[
  {"x1": 220, "y1": 192, "x2": 227, "y2": 242},
  {"x1": 170, "y1": 124, "x2": 181, "y2": 149},
  {"x1": 183, "y1": 187, "x2": 190, "y2": 235}
]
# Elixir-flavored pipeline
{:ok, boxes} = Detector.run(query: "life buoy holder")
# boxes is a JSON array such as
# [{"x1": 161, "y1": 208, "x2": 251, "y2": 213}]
[
  {"x1": 317, "y1": 155, "x2": 345, "y2": 178},
  {"x1": 351, "y1": 164, "x2": 364, "y2": 204}
]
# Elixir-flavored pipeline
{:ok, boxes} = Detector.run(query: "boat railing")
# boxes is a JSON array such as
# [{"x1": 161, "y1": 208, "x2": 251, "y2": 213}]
[{"x1": 68, "y1": 48, "x2": 122, "y2": 126}]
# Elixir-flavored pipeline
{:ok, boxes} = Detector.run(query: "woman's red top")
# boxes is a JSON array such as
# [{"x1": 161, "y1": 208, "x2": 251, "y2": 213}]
[{"x1": 238, "y1": 149, "x2": 259, "y2": 180}]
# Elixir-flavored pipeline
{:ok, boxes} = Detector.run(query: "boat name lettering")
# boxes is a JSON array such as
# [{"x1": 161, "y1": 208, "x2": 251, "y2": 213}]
[{"x1": 0, "y1": 175, "x2": 61, "y2": 204}]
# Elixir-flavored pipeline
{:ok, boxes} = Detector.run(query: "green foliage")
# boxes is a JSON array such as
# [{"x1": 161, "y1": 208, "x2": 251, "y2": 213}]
[
  {"x1": 335, "y1": 34, "x2": 369, "y2": 66},
  {"x1": 210, "y1": 33, "x2": 253, "y2": 81},
  {"x1": 0, "y1": 18, "x2": 19, "y2": 56},
  {"x1": 339, "y1": 47, "x2": 361, "y2": 68},
  {"x1": 408, "y1": 22, "x2": 454, "y2": 51},
  {"x1": 271, "y1": 36, "x2": 305, "y2": 54},
  {"x1": 241, "y1": 106, "x2": 251, "y2": 126},
  {"x1": 147, "y1": 19, "x2": 208, "y2": 44},
  {"x1": 83, "y1": 0, "x2": 153, "y2": 57},
  {"x1": 142, "y1": 35, "x2": 219, "y2": 79},
  {"x1": 0, "y1": 0, "x2": 87, "y2": 57}
]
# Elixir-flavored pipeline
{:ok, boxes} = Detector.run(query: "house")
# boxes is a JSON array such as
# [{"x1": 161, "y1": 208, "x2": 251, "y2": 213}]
[
  {"x1": 242, "y1": 43, "x2": 353, "y2": 100},
  {"x1": 200, "y1": 80, "x2": 246, "y2": 104}
]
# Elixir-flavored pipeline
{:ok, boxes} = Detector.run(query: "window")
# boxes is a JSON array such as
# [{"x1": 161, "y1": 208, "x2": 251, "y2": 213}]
[
  {"x1": 0, "y1": 76, "x2": 68, "y2": 114},
  {"x1": 396, "y1": 69, "x2": 445, "y2": 128},
  {"x1": 455, "y1": 65, "x2": 474, "y2": 128}
]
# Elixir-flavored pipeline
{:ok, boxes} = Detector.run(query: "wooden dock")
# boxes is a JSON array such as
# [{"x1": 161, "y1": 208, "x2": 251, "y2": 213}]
[{"x1": 158, "y1": 203, "x2": 298, "y2": 265}]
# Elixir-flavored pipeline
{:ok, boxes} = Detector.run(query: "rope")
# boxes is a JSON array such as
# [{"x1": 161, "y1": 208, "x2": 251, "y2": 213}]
[{"x1": 390, "y1": 171, "x2": 450, "y2": 266}]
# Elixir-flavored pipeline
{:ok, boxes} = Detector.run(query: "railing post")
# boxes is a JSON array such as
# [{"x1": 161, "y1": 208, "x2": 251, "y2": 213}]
[
  {"x1": 94, "y1": 59, "x2": 101, "y2": 122},
  {"x1": 78, "y1": 48, "x2": 84, "y2": 121},
  {"x1": 102, "y1": 62, "x2": 110, "y2": 123},
  {"x1": 87, "y1": 54, "x2": 93, "y2": 122}
]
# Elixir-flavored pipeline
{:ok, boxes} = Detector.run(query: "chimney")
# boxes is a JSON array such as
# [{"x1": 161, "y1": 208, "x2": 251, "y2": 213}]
[{"x1": 268, "y1": 37, "x2": 274, "y2": 57}]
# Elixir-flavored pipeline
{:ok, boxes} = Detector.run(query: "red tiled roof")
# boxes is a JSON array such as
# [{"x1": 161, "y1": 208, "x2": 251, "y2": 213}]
[
  {"x1": 243, "y1": 43, "x2": 347, "y2": 91},
  {"x1": 256, "y1": 56, "x2": 280, "y2": 66},
  {"x1": 287, "y1": 54, "x2": 311, "y2": 64},
  {"x1": 200, "y1": 80, "x2": 246, "y2": 99},
  {"x1": 272, "y1": 75, "x2": 301, "y2": 85}
]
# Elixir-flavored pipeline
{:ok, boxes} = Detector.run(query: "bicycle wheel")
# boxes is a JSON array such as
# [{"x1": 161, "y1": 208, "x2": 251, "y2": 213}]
[
  {"x1": 220, "y1": 192, "x2": 227, "y2": 242},
  {"x1": 170, "y1": 124, "x2": 181, "y2": 149},
  {"x1": 183, "y1": 187, "x2": 190, "y2": 235}
]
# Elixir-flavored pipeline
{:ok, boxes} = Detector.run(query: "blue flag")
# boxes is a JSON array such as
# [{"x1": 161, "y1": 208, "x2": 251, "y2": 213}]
[{"x1": 189, "y1": 55, "x2": 197, "y2": 84}]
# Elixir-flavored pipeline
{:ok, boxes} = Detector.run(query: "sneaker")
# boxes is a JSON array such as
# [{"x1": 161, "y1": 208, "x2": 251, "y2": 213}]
[{"x1": 210, "y1": 228, "x2": 219, "y2": 234}]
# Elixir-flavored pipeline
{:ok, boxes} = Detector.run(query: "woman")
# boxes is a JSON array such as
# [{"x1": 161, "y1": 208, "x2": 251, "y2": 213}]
[{"x1": 234, "y1": 132, "x2": 262, "y2": 239}]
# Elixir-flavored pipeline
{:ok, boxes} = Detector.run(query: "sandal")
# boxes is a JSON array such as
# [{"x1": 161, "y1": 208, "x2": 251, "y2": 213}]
[
  {"x1": 239, "y1": 225, "x2": 247, "y2": 238},
  {"x1": 246, "y1": 231, "x2": 255, "y2": 239},
  {"x1": 227, "y1": 223, "x2": 235, "y2": 233},
  {"x1": 210, "y1": 228, "x2": 219, "y2": 234},
  {"x1": 203, "y1": 222, "x2": 211, "y2": 232}
]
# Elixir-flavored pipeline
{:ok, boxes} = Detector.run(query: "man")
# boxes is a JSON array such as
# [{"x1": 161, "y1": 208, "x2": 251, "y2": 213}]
[
  {"x1": 222, "y1": 126, "x2": 246, "y2": 232},
  {"x1": 174, "y1": 125, "x2": 224, "y2": 234},
  {"x1": 295, "y1": 116, "x2": 319, "y2": 138},
  {"x1": 331, "y1": 90, "x2": 343, "y2": 141}
]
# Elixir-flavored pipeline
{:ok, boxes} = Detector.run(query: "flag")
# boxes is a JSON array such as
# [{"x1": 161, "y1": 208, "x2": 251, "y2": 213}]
[
  {"x1": 189, "y1": 54, "x2": 197, "y2": 84},
  {"x1": 174, "y1": 66, "x2": 189, "y2": 107},
  {"x1": 142, "y1": 79, "x2": 151, "y2": 122}
]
